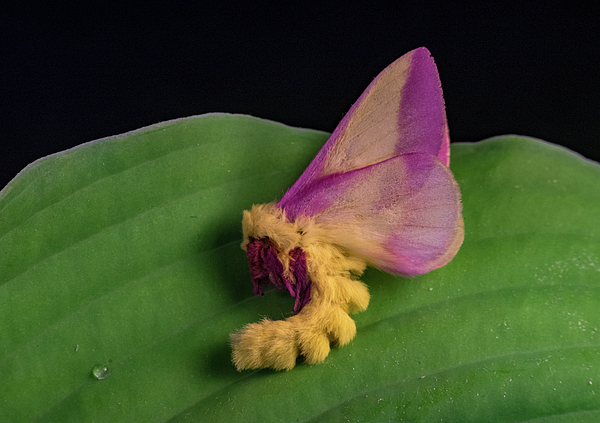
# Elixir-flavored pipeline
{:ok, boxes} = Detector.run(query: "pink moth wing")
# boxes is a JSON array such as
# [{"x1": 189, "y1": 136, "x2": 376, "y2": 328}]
[{"x1": 277, "y1": 47, "x2": 463, "y2": 276}]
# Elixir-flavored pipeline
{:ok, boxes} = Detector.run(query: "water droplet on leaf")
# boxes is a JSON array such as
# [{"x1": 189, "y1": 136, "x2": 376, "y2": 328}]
[{"x1": 92, "y1": 364, "x2": 110, "y2": 380}]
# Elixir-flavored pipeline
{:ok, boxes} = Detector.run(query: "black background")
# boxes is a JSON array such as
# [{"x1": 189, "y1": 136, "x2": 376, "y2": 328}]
[{"x1": 2, "y1": 2, "x2": 599, "y2": 190}]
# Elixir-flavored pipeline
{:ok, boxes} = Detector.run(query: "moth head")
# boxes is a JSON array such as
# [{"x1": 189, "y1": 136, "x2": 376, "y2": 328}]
[{"x1": 240, "y1": 202, "x2": 302, "y2": 254}]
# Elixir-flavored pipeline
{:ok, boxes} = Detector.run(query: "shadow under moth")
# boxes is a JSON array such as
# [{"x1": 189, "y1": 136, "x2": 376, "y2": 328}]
[{"x1": 230, "y1": 47, "x2": 464, "y2": 371}]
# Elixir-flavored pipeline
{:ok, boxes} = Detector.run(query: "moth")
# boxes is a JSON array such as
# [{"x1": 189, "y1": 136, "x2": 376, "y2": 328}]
[{"x1": 231, "y1": 47, "x2": 464, "y2": 371}]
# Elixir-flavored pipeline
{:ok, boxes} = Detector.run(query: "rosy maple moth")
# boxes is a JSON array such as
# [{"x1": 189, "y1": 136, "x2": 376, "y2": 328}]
[{"x1": 230, "y1": 47, "x2": 464, "y2": 371}]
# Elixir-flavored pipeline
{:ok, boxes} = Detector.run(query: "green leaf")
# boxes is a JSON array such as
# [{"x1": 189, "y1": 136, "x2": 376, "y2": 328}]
[{"x1": 1, "y1": 114, "x2": 599, "y2": 422}]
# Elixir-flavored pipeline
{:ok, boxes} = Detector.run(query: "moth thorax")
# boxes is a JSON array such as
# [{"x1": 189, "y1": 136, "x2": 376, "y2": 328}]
[{"x1": 245, "y1": 236, "x2": 311, "y2": 313}]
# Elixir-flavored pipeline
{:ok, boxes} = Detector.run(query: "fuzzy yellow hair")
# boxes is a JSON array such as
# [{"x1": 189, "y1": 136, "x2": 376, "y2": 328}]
[{"x1": 231, "y1": 202, "x2": 370, "y2": 371}]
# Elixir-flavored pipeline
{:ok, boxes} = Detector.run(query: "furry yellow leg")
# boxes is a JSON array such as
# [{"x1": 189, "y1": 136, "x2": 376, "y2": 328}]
[
  {"x1": 230, "y1": 319, "x2": 299, "y2": 371},
  {"x1": 230, "y1": 274, "x2": 370, "y2": 371}
]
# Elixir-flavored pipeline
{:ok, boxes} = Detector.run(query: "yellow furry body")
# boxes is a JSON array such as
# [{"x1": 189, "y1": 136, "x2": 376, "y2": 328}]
[{"x1": 231, "y1": 203, "x2": 371, "y2": 371}]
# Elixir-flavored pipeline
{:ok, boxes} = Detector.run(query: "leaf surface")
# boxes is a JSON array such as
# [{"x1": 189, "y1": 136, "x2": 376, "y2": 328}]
[{"x1": 1, "y1": 114, "x2": 599, "y2": 422}]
